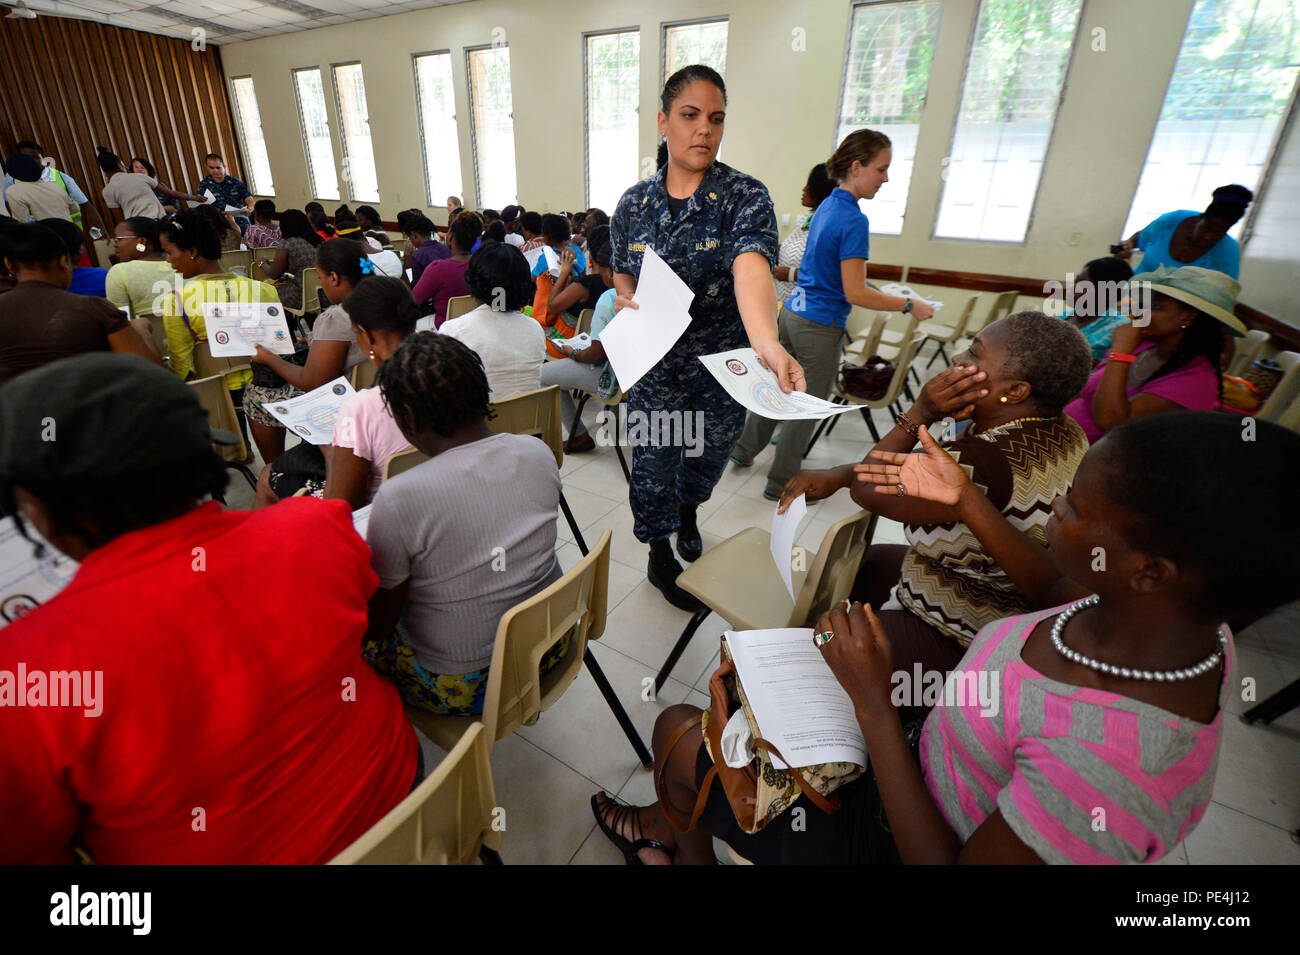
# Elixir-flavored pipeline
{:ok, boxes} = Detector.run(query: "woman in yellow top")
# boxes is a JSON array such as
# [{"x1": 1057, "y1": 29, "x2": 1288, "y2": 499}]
[{"x1": 159, "y1": 209, "x2": 280, "y2": 442}]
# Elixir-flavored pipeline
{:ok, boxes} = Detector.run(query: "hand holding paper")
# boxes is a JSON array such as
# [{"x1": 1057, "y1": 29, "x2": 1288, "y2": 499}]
[
  {"x1": 700, "y1": 348, "x2": 857, "y2": 420},
  {"x1": 770, "y1": 493, "x2": 808, "y2": 600},
  {"x1": 202, "y1": 302, "x2": 294, "y2": 357}
]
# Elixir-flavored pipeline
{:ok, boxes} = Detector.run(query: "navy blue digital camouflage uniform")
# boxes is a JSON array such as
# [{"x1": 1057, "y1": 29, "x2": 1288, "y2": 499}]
[{"x1": 611, "y1": 161, "x2": 779, "y2": 544}]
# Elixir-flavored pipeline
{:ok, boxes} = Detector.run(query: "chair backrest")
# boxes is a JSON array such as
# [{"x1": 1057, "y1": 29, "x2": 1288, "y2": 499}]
[
  {"x1": 188, "y1": 374, "x2": 250, "y2": 463},
  {"x1": 252, "y1": 245, "x2": 279, "y2": 264},
  {"x1": 349, "y1": 359, "x2": 379, "y2": 390},
  {"x1": 1258, "y1": 350, "x2": 1300, "y2": 422},
  {"x1": 789, "y1": 510, "x2": 878, "y2": 627},
  {"x1": 136, "y1": 312, "x2": 168, "y2": 359},
  {"x1": 574, "y1": 308, "x2": 594, "y2": 336},
  {"x1": 91, "y1": 237, "x2": 114, "y2": 269},
  {"x1": 223, "y1": 249, "x2": 253, "y2": 275},
  {"x1": 487, "y1": 385, "x2": 564, "y2": 468},
  {"x1": 854, "y1": 314, "x2": 888, "y2": 358},
  {"x1": 446, "y1": 295, "x2": 477, "y2": 321},
  {"x1": 192, "y1": 340, "x2": 251, "y2": 380},
  {"x1": 1227, "y1": 328, "x2": 1270, "y2": 377},
  {"x1": 870, "y1": 330, "x2": 925, "y2": 407},
  {"x1": 978, "y1": 289, "x2": 1020, "y2": 332},
  {"x1": 328, "y1": 721, "x2": 500, "y2": 865},
  {"x1": 948, "y1": 292, "x2": 982, "y2": 336},
  {"x1": 480, "y1": 529, "x2": 611, "y2": 743},
  {"x1": 382, "y1": 447, "x2": 429, "y2": 480},
  {"x1": 1275, "y1": 390, "x2": 1300, "y2": 433},
  {"x1": 300, "y1": 268, "x2": 323, "y2": 315}
]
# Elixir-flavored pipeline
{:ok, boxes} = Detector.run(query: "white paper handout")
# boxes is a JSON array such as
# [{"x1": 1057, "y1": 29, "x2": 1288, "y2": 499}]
[
  {"x1": 599, "y1": 245, "x2": 693, "y2": 391},
  {"x1": 223, "y1": 204, "x2": 245, "y2": 214},
  {"x1": 202, "y1": 301, "x2": 294, "y2": 357},
  {"x1": 202, "y1": 189, "x2": 217, "y2": 205},
  {"x1": 523, "y1": 246, "x2": 546, "y2": 273},
  {"x1": 770, "y1": 493, "x2": 809, "y2": 600},
  {"x1": 0, "y1": 517, "x2": 78, "y2": 629},
  {"x1": 553, "y1": 332, "x2": 592, "y2": 351},
  {"x1": 724, "y1": 629, "x2": 867, "y2": 770},
  {"x1": 877, "y1": 283, "x2": 943, "y2": 312},
  {"x1": 700, "y1": 348, "x2": 858, "y2": 420},
  {"x1": 351, "y1": 504, "x2": 372, "y2": 540},
  {"x1": 542, "y1": 245, "x2": 561, "y2": 278},
  {"x1": 262, "y1": 376, "x2": 356, "y2": 445}
]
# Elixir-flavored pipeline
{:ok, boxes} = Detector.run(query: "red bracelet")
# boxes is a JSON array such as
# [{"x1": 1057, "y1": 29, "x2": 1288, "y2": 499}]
[{"x1": 1108, "y1": 351, "x2": 1138, "y2": 364}]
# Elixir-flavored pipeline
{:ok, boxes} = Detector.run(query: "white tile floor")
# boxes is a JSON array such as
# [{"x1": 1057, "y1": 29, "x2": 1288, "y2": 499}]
[{"x1": 223, "y1": 358, "x2": 1300, "y2": 865}]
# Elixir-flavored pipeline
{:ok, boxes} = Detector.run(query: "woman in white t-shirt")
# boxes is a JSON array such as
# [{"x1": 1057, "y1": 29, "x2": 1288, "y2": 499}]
[
  {"x1": 439, "y1": 242, "x2": 544, "y2": 402},
  {"x1": 325, "y1": 276, "x2": 420, "y2": 509}
]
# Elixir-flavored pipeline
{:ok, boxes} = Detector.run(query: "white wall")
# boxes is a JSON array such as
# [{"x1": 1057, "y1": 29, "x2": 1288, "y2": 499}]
[{"x1": 217, "y1": 0, "x2": 1293, "y2": 322}]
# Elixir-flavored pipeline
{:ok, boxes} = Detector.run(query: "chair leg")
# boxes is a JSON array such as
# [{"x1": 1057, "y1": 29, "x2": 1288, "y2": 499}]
[
  {"x1": 559, "y1": 491, "x2": 590, "y2": 556},
  {"x1": 863, "y1": 408, "x2": 881, "y2": 442},
  {"x1": 584, "y1": 648, "x2": 653, "y2": 767},
  {"x1": 613, "y1": 403, "x2": 631, "y2": 482},
  {"x1": 1241, "y1": 676, "x2": 1300, "y2": 725},
  {"x1": 655, "y1": 605, "x2": 711, "y2": 693},
  {"x1": 902, "y1": 380, "x2": 915, "y2": 402},
  {"x1": 570, "y1": 394, "x2": 591, "y2": 441},
  {"x1": 908, "y1": 366, "x2": 921, "y2": 388},
  {"x1": 804, "y1": 416, "x2": 832, "y2": 458},
  {"x1": 230, "y1": 463, "x2": 257, "y2": 489},
  {"x1": 479, "y1": 846, "x2": 504, "y2": 865}
]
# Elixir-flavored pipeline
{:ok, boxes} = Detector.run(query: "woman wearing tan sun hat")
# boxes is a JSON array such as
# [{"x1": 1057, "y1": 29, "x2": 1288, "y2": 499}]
[{"x1": 1064, "y1": 265, "x2": 1244, "y2": 443}]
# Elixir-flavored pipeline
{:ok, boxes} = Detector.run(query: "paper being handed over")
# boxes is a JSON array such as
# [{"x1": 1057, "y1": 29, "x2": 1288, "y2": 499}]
[
  {"x1": 700, "y1": 348, "x2": 858, "y2": 420},
  {"x1": 724, "y1": 628, "x2": 867, "y2": 771},
  {"x1": 770, "y1": 493, "x2": 808, "y2": 600},
  {"x1": 598, "y1": 246, "x2": 693, "y2": 391}
]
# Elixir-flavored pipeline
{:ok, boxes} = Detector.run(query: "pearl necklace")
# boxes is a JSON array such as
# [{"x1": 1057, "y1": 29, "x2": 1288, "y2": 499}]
[{"x1": 1050, "y1": 595, "x2": 1226, "y2": 682}]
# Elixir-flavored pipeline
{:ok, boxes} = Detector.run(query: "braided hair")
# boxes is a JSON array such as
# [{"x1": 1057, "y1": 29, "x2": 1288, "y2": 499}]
[
  {"x1": 377, "y1": 332, "x2": 494, "y2": 440},
  {"x1": 1147, "y1": 308, "x2": 1226, "y2": 403}
]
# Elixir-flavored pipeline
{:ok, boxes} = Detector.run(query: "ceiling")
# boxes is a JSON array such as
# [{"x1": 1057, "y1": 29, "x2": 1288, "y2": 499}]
[{"x1": 3, "y1": 0, "x2": 473, "y2": 45}]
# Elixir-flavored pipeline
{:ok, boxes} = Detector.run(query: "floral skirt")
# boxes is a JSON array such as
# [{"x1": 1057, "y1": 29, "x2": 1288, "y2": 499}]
[
  {"x1": 364, "y1": 627, "x2": 575, "y2": 716},
  {"x1": 243, "y1": 382, "x2": 299, "y2": 427}
]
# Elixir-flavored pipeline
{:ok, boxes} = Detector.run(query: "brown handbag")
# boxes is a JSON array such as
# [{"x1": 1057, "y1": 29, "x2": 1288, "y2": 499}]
[
  {"x1": 654, "y1": 645, "x2": 863, "y2": 835},
  {"x1": 839, "y1": 355, "x2": 896, "y2": 401}
]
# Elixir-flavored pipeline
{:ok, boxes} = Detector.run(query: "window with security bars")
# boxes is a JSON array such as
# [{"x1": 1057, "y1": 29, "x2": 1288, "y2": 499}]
[
  {"x1": 663, "y1": 19, "x2": 728, "y2": 83},
  {"x1": 413, "y1": 52, "x2": 464, "y2": 207},
  {"x1": 933, "y1": 0, "x2": 1084, "y2": 241},
  {"x1": 586, "y1": 30, "x2": 641, "y2": 212},
  {"x1": 331, "y1": 63, "x2": 380, "y2": 203},
  {"x1": 466, "y1": 45, "x2": 517, "y2": 209},
  {"x1": 293, "y1": 67, "x2": 339, "y2": 201},
  {"x1": 836, "y1": 0, "x2": 941, "y2": 235},
  {"x1": 230, "y1": 76, "x2": 274, "y2": 196},
  {"x1": 1123, "y1": 0, "x2": 1300, "y2": 243}
]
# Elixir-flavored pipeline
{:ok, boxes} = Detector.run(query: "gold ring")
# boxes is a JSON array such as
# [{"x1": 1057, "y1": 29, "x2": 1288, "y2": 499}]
[
  {"x1": 813, "y1": 631, "x2": 835, "y2": 648},
  {"x1": 896, "y1": 483, "x2": 907, "y2": 497}
]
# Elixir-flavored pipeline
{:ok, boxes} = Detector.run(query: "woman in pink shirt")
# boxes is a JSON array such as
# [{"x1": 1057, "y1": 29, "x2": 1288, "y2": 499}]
[
  {"x1": 1065, "y1": 265, "x2": 1243, "y2": 443},
  {"x1": 326, "y1": 277, "x2": 419, "y2": 508},
  {"x1": 412, "y1": 210, "x2": 480, "y2": 328},
  {"x1": 592, "y1": 412, "x2": 1300, "y2": 864}
]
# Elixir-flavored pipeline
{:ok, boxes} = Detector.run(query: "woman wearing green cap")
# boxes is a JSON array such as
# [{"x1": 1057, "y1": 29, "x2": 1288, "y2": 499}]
[{"x1": 1064, "y1": 265, "x2": 1243, "y2": 443}]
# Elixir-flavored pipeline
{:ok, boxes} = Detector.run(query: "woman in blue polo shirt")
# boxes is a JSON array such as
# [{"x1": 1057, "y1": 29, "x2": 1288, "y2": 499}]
[
  {"x1": 610, "y1": 64, "x2": 804, "y2": 611},
  {"x1": 731, "y1": 129, "x2": 934, "y2": 500}
]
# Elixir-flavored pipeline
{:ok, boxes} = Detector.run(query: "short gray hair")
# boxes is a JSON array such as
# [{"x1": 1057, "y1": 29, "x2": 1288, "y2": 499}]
[{"x1": 999, "y1": 310, "x2": 1093, "y2": 415}]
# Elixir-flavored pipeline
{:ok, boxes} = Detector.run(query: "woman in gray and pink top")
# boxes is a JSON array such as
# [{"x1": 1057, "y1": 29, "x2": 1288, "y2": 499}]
[{"x1": 592, "y1": 412, "x2": 1299, "y2": 864}]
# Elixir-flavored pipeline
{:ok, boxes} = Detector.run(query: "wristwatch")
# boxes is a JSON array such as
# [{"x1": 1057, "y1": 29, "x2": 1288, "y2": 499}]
[{"x1": 902, "y1": 298, "x2": 914, "y2": 314}]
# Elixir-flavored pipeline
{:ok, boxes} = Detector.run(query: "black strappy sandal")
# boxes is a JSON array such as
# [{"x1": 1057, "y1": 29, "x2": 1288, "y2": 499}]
[{"x1": 590, "y1": 793, "x2": 675, "y2": 866}]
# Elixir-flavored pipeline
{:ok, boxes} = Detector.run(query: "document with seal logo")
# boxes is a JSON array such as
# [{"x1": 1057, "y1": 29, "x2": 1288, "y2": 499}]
[
  {"x1": 202, "y1": 301, "x2": 295, "y2": 358},
  {"x1": 699, "y1": 348, "x2": 858, "y2": 420},
  {"x1": 261, "y1": 376, "x2": 356, "y2": 445}
]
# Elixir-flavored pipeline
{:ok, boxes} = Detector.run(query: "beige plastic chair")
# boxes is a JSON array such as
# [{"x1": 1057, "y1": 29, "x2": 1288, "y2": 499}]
[
  {"x1": 445, "y1": 295, "x2": 477, "y2": 321},
  {"x1": 1226, "y1": 328, "x2": 1270, "y2": 377},
  {"x1": 655, "y1": 509, "x2": 878, "y2": 690},
  {"x1": 842, "y1": 313, "x2": 888, "y2": 363},
  {"x1": 223, "y1": 249, "x2": 253, "y2": 275},
  {"x1": 1275, "y1": 391, "x2": 1300, "y2": 434},
  {"x1": 349, "y1": 360, "x2": 379, "y2": 390},
  {"x1": 91, "y1": 237, "x2": 114, "y2": 269},
  {"x1": 877, "y1": 313, "x2": 918, "y2": 351},
  {"x1": 192, "y1": 340, "x2": 252, "y2": 380},
  {"x1": 328, "y1": 721, "x2": 503, "y2": 865},
  {"x1": 135, "y1": 312, "x2": 168, "y2": 361},
  {"x1": 252, "y1": 246, "x2": 279, "y2": 265},
  {"x1": 806, "y1": 328, "x2": 925, "y2": 454},
  {"x1": 574, "y1": 307, "x2": 594, "y2": 337},
  {"x1": 404, "y1": 529, "x2": 612, "y2": 753},
  {"x1": 285, "y1": 268, "x2": 323, "y2": 322},
  {"x1": 382, "y1": 447, "x2": 428, "y2": 480},
  {"x1": 919, "y1": 292, "x2": 982, "y2": 370},
  {"x1": 187, "y1": 374, "x2": 256, "y2": 488},
  {"x1": 1258, "y1": 350, "x2": 1300, "y2": 422},
  {"x1": 952, "y1": 289, "x2": 1019, "y2": 354}
]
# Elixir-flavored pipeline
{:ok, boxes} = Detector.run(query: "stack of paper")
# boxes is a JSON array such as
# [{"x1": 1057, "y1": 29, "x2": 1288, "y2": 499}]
[
  {"x1": 599, "y1": 246, "x2": 693, "y2": 390},
  {"x1": 724, "y1": 628, "x2": 866, "y2": 770}
]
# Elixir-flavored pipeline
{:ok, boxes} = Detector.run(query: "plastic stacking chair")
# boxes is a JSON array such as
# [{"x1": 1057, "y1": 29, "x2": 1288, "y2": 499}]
[
  {"x1": 574, "y1": 307, "x2": 594, "y2": 336},
  {"x1": 919, "y1": 292, "x2": 982, "y2": 370},
  {"x1": 568, "y1": 388, "x2": 631, "y2": 482},
  {"x1": 1226, "y1": 329, "x2": 1270, "y2": 377},
  {"x1": 382, "y1": 447, "x2": 428, "y2": 480},
  {"x1": 445, "y1": 295, "x2": 477, "y2": 321},
  {"x1": 349, "y1": 360, "x2": 379, "y2": 390},
  {"x1": 284, "y1": 268, "x2": 324, "y2": 333},
  {"x1": 187, "y1": 374, "x2": 257, "y2": 489},
  {"x1": 842, "y1": 313, "x2": 888, "y2": 363},
  {"x1": 91, "y1": 237, "x2": 114, "y2": 269},
  {"x1": 135, "y1": 312, "x2": 168, "y2": 361},
  {"x1": 1258, "y1": 351, "x2": 1300, "y2": 423},
  {"x1": 192, "y1": 340, "x2": 252, "y2": 380},
  {"x1": 403, "y1": 529, "x2": 650, "y2": 764},
  {"x1": 222, "y1": 249, "x2": 253, "y2": 275},
  {"x1": 805, "y1": 328, "x2": 926, "y2": 456},
  {"x1": 328, "y1": 722, "x2": 503, "y2": 865},
  {"x1": 655, "y1": 510, "x2": 877, "y2": 691}
]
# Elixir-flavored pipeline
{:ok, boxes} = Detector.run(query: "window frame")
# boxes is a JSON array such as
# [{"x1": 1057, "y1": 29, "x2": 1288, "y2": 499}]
[
  {"x1": 329, "y1": 59, "x2": 381, "y2": 203},
  {"x1": 411, "y1": 49, "x2": 463, "y2": 209},
  {"x1": 291, "y1": 65, "x2": 340, "y2": 202},
  {"x1": 229, "y1": 74, "x2": 274, "y2": 197},
  {"x1": 660, "y1": 15, "x2": 730, "y2": 90},
  {"x1": 832, "y1": 0, "x2": 944, "y2": 237},
  {"x1": 464, "y1": 42, "x2": 518, "y2": 209},
  {"x1": 930, "y1": 0, "x2": 1085, "y2": 245},
  {"x1": 583, "y1": 26, "x2": 641, "y2": 211}
]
